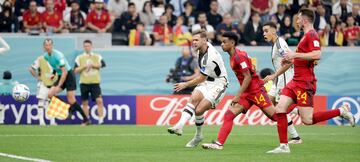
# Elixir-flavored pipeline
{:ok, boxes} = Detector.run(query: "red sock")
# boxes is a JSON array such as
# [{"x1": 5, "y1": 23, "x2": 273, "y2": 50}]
[
  {"x1": 287, "y1": 104, "x2": 297, "y2": 114},
  {"x1": 217, "y1": 110, "x2": 236, "y2": 145},
  {"x1": 276, "y1": 113, "x2": 288, "y2": 144},
  {"x1": 269, "y1": 114, "x2": 277, "y2": 121},
  {"x1": 312, "y1": 109, "x2": 340, "y2": 124}
]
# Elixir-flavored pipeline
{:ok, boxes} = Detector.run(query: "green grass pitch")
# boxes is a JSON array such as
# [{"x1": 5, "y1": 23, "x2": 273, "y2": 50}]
[{"x1": 0, "y1": 125, "x2": 359, "y2": 162}]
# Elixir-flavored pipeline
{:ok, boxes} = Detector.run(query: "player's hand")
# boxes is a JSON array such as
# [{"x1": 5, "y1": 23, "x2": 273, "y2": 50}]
[
  {"x1": 54, "y1": 85, "x2": 62, "y2": 92},
  {"x1": 284, "y1": 50, "x2": 296, "y2": 60},
  {"x1": 231, "y1": 95, "x2": 240, "y2": 106},
  {"x1": 263, "y1": 74, "x2": 275, "y2": 83},
  {"x1": 174, "y1": 82, "x2": 187, "y2": 92}
]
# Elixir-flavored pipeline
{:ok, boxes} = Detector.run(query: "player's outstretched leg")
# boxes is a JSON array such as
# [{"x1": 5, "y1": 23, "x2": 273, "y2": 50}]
[
  {"x1": 186, "y1": 115, "x2": 204, "y2": 148},
  {"x1": 167, "y1": 103, "x2": 195, "y2": 136}
]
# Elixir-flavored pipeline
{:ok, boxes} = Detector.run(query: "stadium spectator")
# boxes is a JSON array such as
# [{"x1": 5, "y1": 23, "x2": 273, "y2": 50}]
[
  {"x1": 231, "y1": 0, "x2": 251, "y2": 26},
  {"x1": 243, "y1": 12, "x2": 265, "y2": 46},
  {"x1": 116, "y1": 2, "x2": 140, "y2": 35},
  {"x1": 128, "y1": 22, "x2": 152, "y2": 46},
  {"x1": 319, "y1": 24, "x2": 331, "y2": 46},
  {"x1": 206, "y1": 0, "x2": 222, "y2": 29},
  {"x1": 64, "y1": 1, "x2": 87, "y2": 33},
  {"x1": 153, "y1": 15, "x2": 173, "y2": 45},
  {"x1": 15, "y1": 0, "x2": 30, "y2": 25},
  {"x1": 328, "y1": 21, "x2": 344, "y2": 46},
  {"x1": 167, "y1": 46, "x2": 199, "y2": 94},
  {"x1": 151, "y1": 0, "x2": 165, "y2": 7},
  {"x1": 163, "y1": 4, "x2": 177, "y2": 27},
  {"x1": 217, "y1": 0, "x2": 232, "y2": 16},
  {"x1": 329, "y1": 15, "x2": 338, "y2": 29},
  {"x1": 42, "y1": 0, "x2": 64, "y2": 33},
  {"x1": 215, "y1": 13, "x2": 238, "y2": 44},
  {"x1": 332, "y1": 0, "x2": 353, "y2": 23},
  {"x1": 280, "y1": 15, "x2": 299, "y2": 46},
  {"x1": 344, "y1": 15, "x2": 360, "y2": 46},
  {"x1": 130, "y1": 0, "x2": 147, "y2": 12},
  {"x1": 169, "y1": 0, "x2": 187, "y2": 16},
  {"x1": 274, "y1": 4, "x2": 288, "y2": 27},
  {"x1": 86, "y1": 0, "x2": 112, "y2": 33},
  {"x1": 22, "y1": 1, "x2": 42, "y2": 33},
  {"x1": 74, "y1": 40, "x2": 106, "y2": 124},
  {"x1": 181, "y1": 1, "x2": 196, "y2": 28},
  {"x1": 53, "y1": 0, "x2": 66, "y2": 13},
  {"x1": 314, "y1": 4, "x2": 329, "y2": 31},
  {"x1": 191, "y1": 12, "x2": 215, "y2": 41},
  {"x1": 173, "y1": 16, "x2": 191, "y2": 45},
  {"x1": 251, "y1": 0, "x2": 272, "y2": 23},
  {"x1": 139, "y1": 1, "x2": 156, "y2": 26},
  {"x1": 107, "y1": 0, "x2": 128, "y2": 20},
  {"x1": 0, "y1": 0, "x2": 18, "y2": 32},
  {"x1": 351, "y1": 5, "x2": 360, "y2": 25}
]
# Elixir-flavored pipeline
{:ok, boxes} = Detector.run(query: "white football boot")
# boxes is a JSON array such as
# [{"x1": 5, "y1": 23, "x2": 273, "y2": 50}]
[
  {"x1": 202, "y1": 141, "x2": 223, "y2": 150},
  {"x1": 185, "y1": 136, "x2": 203, "y2": 148},
  {"x1": 339, "y1": 105, "x2": 355, "y2": 127},
  {"x1": 167, "y1": 127, "x2": 183, "y2": 136},
  {"x1": 266, "y1": 144, "x2": 291, "y2": 154}
]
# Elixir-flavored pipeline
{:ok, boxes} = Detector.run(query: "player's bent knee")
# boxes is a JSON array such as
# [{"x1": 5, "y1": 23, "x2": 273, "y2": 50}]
[{"x1": 301, "y1": 118, "x2": 313, "y2": 125}]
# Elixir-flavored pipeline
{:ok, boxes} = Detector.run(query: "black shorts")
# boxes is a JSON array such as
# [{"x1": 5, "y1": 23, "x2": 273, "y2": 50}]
[
  {"x1": 54, "y1": 70, "x2": 77, "y2": 91},
  {"x1": 80, "y1": 83, "x2": 102, "y2": 101}
]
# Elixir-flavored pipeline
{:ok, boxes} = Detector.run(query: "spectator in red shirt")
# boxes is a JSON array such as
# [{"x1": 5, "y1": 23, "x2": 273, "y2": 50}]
[
  {"x1": 251, "y1": 0, "x2": 272, "y2": 23},
  {"x1": 153, "y1": 15, "x2": 173, "y2": 46},
  {"x1": 64, "y1": 1, "x2": 87, "y2": 33},
  {"x1": 42, "y1": 0, "x2": 64, "y2": 33},
  {"x1": 86, "y1": 0, "x2": 112, "y2": 33},
  {"x1": 344, "y1": 15, "x2": 360, "y2": 46},
  {"x1": 23, "y1": 1, "x2": 42, "y2": 33}
]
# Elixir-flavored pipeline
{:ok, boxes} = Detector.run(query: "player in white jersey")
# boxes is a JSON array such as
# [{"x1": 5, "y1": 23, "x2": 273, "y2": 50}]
[
  {"x1": 168, "y1": 29, "x2": 228, "y2": 148},
  {"x1": 262, "y1": 22, "x2": 302, "y2": 144}
]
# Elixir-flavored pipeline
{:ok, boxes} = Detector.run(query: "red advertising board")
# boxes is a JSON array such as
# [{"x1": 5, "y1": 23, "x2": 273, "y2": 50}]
[{"x1": 136, "y1": 95, "x2": 327, "y2": 125}]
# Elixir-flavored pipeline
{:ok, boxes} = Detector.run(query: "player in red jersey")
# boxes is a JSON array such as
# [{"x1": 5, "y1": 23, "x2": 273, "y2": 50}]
[
  {"x1": 202, "y1": 31, "x2": 300, "y2": 150},
  {"x1": 267, "y1": 8, "x2": 355, "y2": 154}
]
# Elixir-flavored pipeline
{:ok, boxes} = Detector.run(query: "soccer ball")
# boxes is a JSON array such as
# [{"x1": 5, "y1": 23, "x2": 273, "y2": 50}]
[{"x1": 12, "y1": 84, "x2": 30, "y2": 102}]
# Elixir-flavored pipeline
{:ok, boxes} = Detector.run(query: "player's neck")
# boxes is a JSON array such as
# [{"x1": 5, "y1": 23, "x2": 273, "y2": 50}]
[
  {"x1": 303, "y1": 24, "x2": 314, "y2": 33},
  {"x1": 228, "y1": 48, "x2": 235, "y2": 57},
  {"x1": 199, "y1": 45, "x2": 208, "y2": 55},
  {"x1": 271, "y1": 36, "x2": 278, "y2": 44}
]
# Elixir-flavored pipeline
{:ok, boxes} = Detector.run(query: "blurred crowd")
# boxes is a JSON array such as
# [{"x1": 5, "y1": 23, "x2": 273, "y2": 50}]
[{"x1": 0, "y1": 0, "x2": 359, "y2": 46}]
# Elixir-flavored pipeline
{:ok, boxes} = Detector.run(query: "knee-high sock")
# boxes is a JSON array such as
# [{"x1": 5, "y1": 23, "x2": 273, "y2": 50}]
[
  {"x1": 195, "y1": 115, "x2": 204, "y2": 137},
  {"x1": 276, "y1": 113, "x2": 288, "y2": 144},
  {"x1": 217, "y1": 110, "x2": 236, "y2": 145},
  {"x1": 70, "y1": 102, "x2": 88, "y2": 122},
  {"x1": 287, "y1": 115, "x2": 299, "y2": 138},
  {"x1": 312, "y1": 109, "x2": 340, "y2": 124},
  {"x1": 174, "y1": 103, "x2": 195, "y2": 129}
]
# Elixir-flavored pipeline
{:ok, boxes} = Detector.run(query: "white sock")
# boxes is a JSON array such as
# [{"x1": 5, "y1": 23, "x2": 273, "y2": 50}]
[
  {"x1": 287, "y1": 115, "x2": 299, "y2": 138},
  {"x1": 195, "y1": 115, "x2": 204, "y2": 138},
  {"x1": 174, "y1": 103, "x2": 195, "y2": 129}
]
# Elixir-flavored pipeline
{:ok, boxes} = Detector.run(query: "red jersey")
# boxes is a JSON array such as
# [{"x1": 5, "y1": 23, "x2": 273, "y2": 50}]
[
  {"x1": 344, "y1": 26, "x2": 360, "y2": 40},
  {"x1": 23, "y1": 10, "x2": 42, "y2": 26},
  {"x1": 86, "y1": 10, "x2": 111, "y2": 29},
  {"x1": 42, "y1": 11, "x2": 63, "y2": 28},
  {"x1": 294, "y1": 29, "x2": 320, "y2": 82},
  {"x1": 152, "y1": 24, "x2": 173, "y2": 36},
  {"x1": 230, "y1": 48, "x2": 264, "y2": 93}
]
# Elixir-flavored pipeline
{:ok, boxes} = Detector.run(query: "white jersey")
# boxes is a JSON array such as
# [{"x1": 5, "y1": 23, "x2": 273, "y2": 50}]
[
  {"x1": 194, "y1": 42, "x2": 228, "y2": 107},
  {"x1": 269, "y1": 37, "x2": 294, "y2": 100},
  {"x1": 198, "y1": 42, "x2": 228, "y2": 80}
]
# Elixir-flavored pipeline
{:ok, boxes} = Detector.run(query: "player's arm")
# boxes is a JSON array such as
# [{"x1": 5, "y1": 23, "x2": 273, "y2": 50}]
[
  {"x1": 56, "y1": 67, "x2": 68, "y2": 88},
  {"x1": 0, "y1": 37, "x2": 10, "y2": 54},
  {"x1": 28, "y1": 67, "x2": 40, "y2": 81},
  {"x1": 232, "y1": 70, "x2": 251, "y2": 105},
  {"x1": 182, "y1": 68, "x2": 200, "y2": 81},
  {"x1": 263, "y1": 63, "x2": 292, "y2": 82},
  {"x1": 293, "y1": 50, "x2": 321, "y2": 60},
  {"x1": 92, "y1": 57, "x2": 106, "y2": 70},
  {"x1": 174, "y1": 73, "x2": 207, "y2": 92},
  {"x1": 74, "y1": 56, "x2": 86, "y2": 74}
]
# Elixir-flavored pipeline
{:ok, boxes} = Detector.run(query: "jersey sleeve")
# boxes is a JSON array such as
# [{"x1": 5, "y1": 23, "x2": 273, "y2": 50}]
[
  {"x1": 56, "y1": 53, "x2": 66, "y2": 67},
  {"x1": 278, "y1": 38, "x2": 291, "y2": 57},
  {"x1": 31, "y1": 58, "x2": 40, "y2": 70},
  {"x1": 307, "y1": 32, "x2": 321, "y2": 51},
  {"x1": 237, "y1": 54, "x2": 250, "y2": 73},
  {"x1": 74, "y1": 55, "x2": 80, "y2": 68}
]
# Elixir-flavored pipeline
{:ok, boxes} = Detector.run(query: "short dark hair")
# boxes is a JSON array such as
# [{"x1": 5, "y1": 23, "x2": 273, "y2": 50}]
[
  {"x1": 3, "y1": 71, "x2": 12, "y2": 80},
  {"x1": 43, "y1": 38, "x2": 53, "y2": 45},
  {"x1": 260, "y1": 68, "x2": 274, "y2": 79},
  {"x1": 192, "y1": 29, "x2": 207, "y2": 38},
  {"x1": 299, "y1": 8, "x2": 315, "y2": 23},
  {"x1": 83, "y1": 39, "x2": 92, "y2": 44},
  {"x1": 165, "y1": 4, "x2": 174, "y2": 11},
  {"x1": 128, "y1": 2, "x2": 135, "y2": 7},
  {"x1": 263, "y1": 21, "x2": 277, "y2": 29},
  {"x1": 183, "y1": 1, "x2": 193, "y2": 8},
  {"x1": 222, "y1": 31, "x2": 238, "y2": 46}
]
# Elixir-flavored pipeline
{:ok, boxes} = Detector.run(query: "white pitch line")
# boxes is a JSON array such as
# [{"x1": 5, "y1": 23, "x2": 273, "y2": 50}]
[
  {"x1": 0, "y1": 152, "x2": 51, "y2": 162},
  {"x1": 0, "y1": 133, "x2": 356, "y2": 137}
]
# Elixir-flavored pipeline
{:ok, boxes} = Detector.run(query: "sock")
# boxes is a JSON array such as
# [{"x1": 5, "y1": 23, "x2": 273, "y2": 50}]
[
  {"x1": 37, "y1": 106, "x2": 45, "y2": 125},
  {"x1": 195, "y1": 115, "x2": 204, "y2": 138},
  {"x1": 312, "y1": 109, "x2": 340, "y2": 124},
  {"x1": 287, "y1": 115, "x2": 299, "y2": 138},
  {"x1": 217, "y1": 109, "x2": 236, "y2": 145},
  {"x1": 287, "y1": 104, "x2": 298, "y2": 114},
  {"x1": 174, "y1": 103, "x2": 195, "y2": 129},
  {"x1": 276, "y1": 113, "x2": 288, "y2": 144},
  {"x1": 71, "y1": 102, "x2": 88, "y2": 122}
]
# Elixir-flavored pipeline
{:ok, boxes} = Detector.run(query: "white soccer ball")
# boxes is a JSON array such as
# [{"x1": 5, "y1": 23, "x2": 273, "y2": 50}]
[{"x1": 12, "y1": 84, "x2": 30, "y2": 102}]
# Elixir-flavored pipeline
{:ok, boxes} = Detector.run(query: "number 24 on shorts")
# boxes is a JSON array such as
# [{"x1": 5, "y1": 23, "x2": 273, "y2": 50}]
[{"x1": 296, "y1": 90, "x2": 307, "y2": 104}]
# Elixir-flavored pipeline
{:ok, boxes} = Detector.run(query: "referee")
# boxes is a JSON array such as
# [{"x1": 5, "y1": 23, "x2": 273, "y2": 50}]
[{"x1": 74, "y1": 40, "x2": 106, "y2": 124}]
